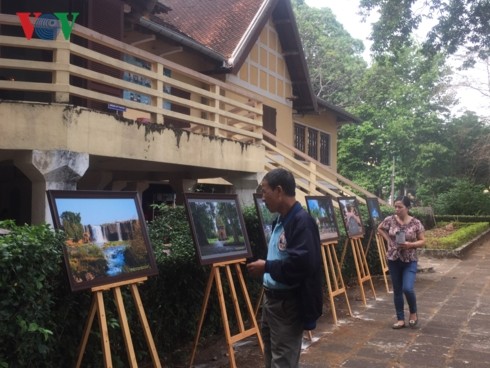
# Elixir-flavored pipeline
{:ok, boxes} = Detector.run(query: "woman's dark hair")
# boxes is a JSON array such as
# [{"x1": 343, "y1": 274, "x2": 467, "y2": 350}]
[
  {"x1": 262, "y1": 168, "x2": 296, "y2": 196},
  {"x1": 395, "y1": 195, "x2": 411, "y2": 208}
]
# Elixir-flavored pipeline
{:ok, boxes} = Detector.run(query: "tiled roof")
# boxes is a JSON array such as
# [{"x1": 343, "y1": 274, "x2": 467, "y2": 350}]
[
  {"x1": 150, "y1": 0, "x2": 265, "y2": 59},
  {"x1": 142, "y1": 0, "x2": 324, "y2": 113}
]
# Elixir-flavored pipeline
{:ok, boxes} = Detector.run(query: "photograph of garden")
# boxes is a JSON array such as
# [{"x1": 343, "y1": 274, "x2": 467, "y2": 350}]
[
  {"x1": 366, "y1": 197, "x2": 383, "y2": 226},
  {"x1": 338, "y1": 197, "x2": 364, "y2": 238},
  {"x1": 184, "y1": 194, "x2": 252, "y2": 265},
  {"x1": 48, "y1": 192, "x2": 157, "y2": 291},
  {"x1": 306, "y1": 196, "x2": 340, "y2": 242}
]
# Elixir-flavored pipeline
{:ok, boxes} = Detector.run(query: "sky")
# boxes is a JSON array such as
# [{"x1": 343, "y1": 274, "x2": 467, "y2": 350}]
[
  {"x1": 304, "y1": 0, "x2": 490, "y2": 118},
  {"x1": 54, "y1": 198, "x2": 139, "y2": 225}
]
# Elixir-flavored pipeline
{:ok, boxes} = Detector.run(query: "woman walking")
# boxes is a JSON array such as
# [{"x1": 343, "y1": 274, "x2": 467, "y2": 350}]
[{"x1": 377, "y1": 196, "x2": 425, "y2": 329}]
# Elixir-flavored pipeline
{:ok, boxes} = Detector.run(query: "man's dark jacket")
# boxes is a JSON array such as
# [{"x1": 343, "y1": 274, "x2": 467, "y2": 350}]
[{"x1": 265, "y1": 202, "x2": 323, "y2": 327}]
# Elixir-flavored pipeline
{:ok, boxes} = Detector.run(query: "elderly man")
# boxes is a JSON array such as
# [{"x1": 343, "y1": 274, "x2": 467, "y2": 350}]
[{"x1": 247, "y1": 168, "x2": 323, "y2": 368}]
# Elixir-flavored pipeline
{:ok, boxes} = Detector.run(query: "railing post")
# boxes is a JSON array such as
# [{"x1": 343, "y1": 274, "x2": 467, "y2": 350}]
[
  {"x1": 210, "y1": 85, "x2": 220, "y2": 137},
  {"x1": 154, "y1": 63, "x2": 164, "y2": 124},
  {"x1": 53, "y1": 41, "x2": 70, "y2": 103},
  {"x1": 309, "y1": 161, "x2": 317, "y2": 195}
]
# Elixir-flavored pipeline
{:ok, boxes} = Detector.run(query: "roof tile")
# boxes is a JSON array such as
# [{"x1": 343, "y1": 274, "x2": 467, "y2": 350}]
[{"x1": 151, "y1": 0, "x2": 265, "y2": 58}]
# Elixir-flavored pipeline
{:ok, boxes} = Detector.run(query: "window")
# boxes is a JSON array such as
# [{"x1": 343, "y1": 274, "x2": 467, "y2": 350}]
[
  {"x1": 307, "y1": 128, "x2": 318, "y2": 160},
  {"x1": 319, "y1": 132, "x2": 331, "y2": 165},
  {"x1": 294, "y1": 123, "x2": 331, "y2": 165},
  {"x1": 294, "y1": 124, "x2": 305, "y2": 153}
]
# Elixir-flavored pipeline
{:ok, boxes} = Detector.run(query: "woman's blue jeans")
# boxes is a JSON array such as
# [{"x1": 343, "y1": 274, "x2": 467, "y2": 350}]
[{"x1": 388, "y1": 259, "x2": 418, "y2": 321}]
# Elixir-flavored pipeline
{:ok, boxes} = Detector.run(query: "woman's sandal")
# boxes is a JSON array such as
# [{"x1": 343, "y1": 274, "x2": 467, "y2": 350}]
[
  {"x1": 409, "y1": 314, "x2": 418, "y2": 328},
  {"x1": 392, "y1": 321, "x2": 405, "y2": 329}
]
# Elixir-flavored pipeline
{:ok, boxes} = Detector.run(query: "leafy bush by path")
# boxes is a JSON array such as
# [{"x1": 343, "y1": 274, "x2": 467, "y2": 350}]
[{"x1": 433, "y1": 180, "x2": 490, "y2": 215}]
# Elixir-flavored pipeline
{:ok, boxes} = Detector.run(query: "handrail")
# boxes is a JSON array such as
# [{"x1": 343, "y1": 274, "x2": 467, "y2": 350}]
[
  {"x1": 262, "y1": 130, "x2": 388, "y2": 205},
  {"x1": 0, "y1": 14, "x2": 263, "y2": 144}
]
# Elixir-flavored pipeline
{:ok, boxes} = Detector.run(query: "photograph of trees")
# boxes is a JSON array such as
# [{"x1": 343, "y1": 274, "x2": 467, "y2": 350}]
[{"x1": 184, "y1": 194, "x2": 252, "y2": 265}]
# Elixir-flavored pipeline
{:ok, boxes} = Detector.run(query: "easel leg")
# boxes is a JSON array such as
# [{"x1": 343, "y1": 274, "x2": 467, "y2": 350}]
[
  {"x1": 113, "y1": 287, "x2": 137, "y2": 367},
  {"x1": 321, "y1": 245, "x2": 337, "y2": 324},
  {"x1": 364, "y1": 229, "x2": 374, "y2": 257},
  {"x1": 189, "y1": 268, "x2": 216, "y2": 367},
  {"x1": 75, "y1": 293, "x2": 98, "y2": 368},
  {"x1": 330, "y1": 246, "x2": 353, "y2": 318},
  {"x1": 130, "y1": 284, "x2": 162, "y2": 368},
  {"x1": 351, "y1": 240, "x2": 367, "y2": 305},
  {"x1": 95, "y1": 291, "x2": 112, "y2": 367},
  {"x1": 233, "y1": 264, "x2": 264, "y2": 352},
  {"x1": 339, "y1": 237, "x2": 349, "y2": 272},
  {"x1": 254, "y1": 287, "x2": 264, "y2": 318},
  {"x1": 214, "y1": 267, "x2": 236, "y2": 368}
]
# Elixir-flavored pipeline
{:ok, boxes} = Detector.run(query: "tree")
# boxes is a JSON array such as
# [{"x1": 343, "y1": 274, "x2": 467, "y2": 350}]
[
  {"x1": 60, "y1": 211, "x2": 84, "y2": 242},
  {"x1": 445, "y1": 111, "x2": 490, "y2": 186},
  {"x1": 338, "y1": 47, "x2": 456, "y2": 200},
  {"x1": 359, "y1": 0, "x2": 490, "y2": 68},
  {"x1": 292, "y1": 0, "x2": 367, "y2": 107}
]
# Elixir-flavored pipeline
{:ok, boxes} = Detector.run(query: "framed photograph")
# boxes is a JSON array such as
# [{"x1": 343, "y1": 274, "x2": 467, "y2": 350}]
[
  {"x1": 366, "y1": 197, "x2": 383, "y2": 226},
  {"x1": 183, "y1": 193, "x2": 252, "y2": 265},
  {"x1": 253, "y1": 193, "x2": 277, "y2": 247},
  {"x1": 47, "y1": 190, "x2": 158, "y2": 292},
  {"x1": 337, "y1": 197, "x2": 365, "y2": 239},
  {"x1": 305, "y1": 196, "x2": 340, "y2": 242}
]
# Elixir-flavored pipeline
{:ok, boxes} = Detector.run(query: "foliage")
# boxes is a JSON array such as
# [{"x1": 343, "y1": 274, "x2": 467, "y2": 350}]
[
  {"x1": 432, "y1": 179, "x2": 490, "y2": 215},
  {"x1": 425, "y1": 222, "x2": 490, "y2": 250},
  {"x1": 444, "y1": 112, "x2": 490, "y2": 186},
  {"x1": 359, "y1": 0, "x2": 490, "y2": 67},
  {"x1": 59, "y1": 211, "x2": 84, "y2": 242},
  {"x1": 0, "y1": 220, "x2": 65, "y2": 367},
  {"x1": 338, "y1": 46, "x2": 454, "y2": 199},
  {"x1": 435, "y1": 214, "x2": 490, "y2": 223},
  {"x1": 143, "y1": 204, "x2": 213, "y2": 363},
  {"x1": 292, "y1": 0, "x2": 367, "y2": 108}
]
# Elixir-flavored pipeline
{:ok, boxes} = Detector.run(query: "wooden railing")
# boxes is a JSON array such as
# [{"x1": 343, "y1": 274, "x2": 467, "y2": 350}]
[
  {"x1": 262, "y1": 130, "x2": 388, "y2": 206},
  {"x1": 0, "y1": 14, "x2": 263, "y2": 144}
]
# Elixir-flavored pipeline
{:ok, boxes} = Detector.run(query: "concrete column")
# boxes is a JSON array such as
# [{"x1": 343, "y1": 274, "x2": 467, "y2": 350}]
[
  {"x1": 227, "y1": 172, "x2": 263, "y2": 208},
  {"x1": 168, "y1": 178, "x2": 197, "y2": 205},
  {"x1": 15, "y1": 150, "x2": 89, "y2": 225}
]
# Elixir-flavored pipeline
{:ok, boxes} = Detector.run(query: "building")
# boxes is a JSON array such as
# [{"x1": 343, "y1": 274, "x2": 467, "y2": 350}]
[{"x1": 0, "y1": 0, "x2": 377, "y2": 226}]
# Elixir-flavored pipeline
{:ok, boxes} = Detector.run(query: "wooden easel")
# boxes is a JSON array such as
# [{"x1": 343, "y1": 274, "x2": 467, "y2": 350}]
[
  {"x1": 363, "y1": 227, "x2": 376, "y2": 257},
  {"x1": 364, "y1": 228, "x2": 390, "y2": 293},
  {"x1": 321, "y1": 241, "x2": 352, "y2": 324},
  {"x1": 339, "y1": 237, "x2": 376, "y2": 306},
  {"x1": 374, "y1": 232, "x2": 391, "y2": 293},
  {"x1": 189, "y1": 259, "x2": 264, "y2": 368},
  {"x1": 75, "y1": 277, "x2": 161, "y2": 368}
]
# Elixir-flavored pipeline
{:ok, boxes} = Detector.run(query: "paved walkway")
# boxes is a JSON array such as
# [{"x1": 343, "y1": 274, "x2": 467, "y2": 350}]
[
  {"x1": 193, "y1": 233, "x2": 490, "y2": 367},
  {"x1": 298, "y1": 234, "x2": 490, "y2": 368}
]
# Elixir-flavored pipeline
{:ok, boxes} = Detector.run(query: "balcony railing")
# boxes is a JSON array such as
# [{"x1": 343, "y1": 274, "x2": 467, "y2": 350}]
[{"x1": 0, "y1": 14, "x2": 263, "y2": 144}]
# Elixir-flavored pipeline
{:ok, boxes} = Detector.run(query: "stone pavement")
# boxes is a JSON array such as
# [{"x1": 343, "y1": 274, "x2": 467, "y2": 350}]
[
  {"x1": 193, "y1": 232, "x2": 490, "y2": 367},
  {"x1": 299, "y1": 233, "x2": 490, "y2": 368}
]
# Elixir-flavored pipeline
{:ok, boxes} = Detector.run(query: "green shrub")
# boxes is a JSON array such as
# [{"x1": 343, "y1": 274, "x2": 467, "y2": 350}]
[
  {"x1": 435, "y1": 214, "x2": 490, "y2": 223},
  {"x1": 433, "y1": 179, "x2": 490, "y2": 215},
  {"x1": 425, "y1": 222, "x2": 490, "y2": 250},
  {"x1": 0, "y1": 220, "x2": 65, "y2": 366}
]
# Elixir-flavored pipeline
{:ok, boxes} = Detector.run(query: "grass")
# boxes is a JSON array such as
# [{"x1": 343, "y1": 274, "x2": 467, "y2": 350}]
[{"x1": 424, "y1": 222, "x2": 490, "y2": 250}]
